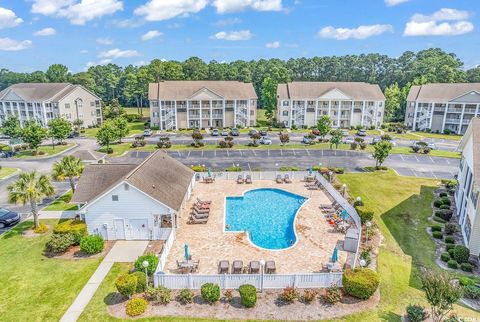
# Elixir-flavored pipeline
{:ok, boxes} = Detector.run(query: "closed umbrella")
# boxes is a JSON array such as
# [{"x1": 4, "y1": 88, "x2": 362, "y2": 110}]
[
  {"x1": 331, "y1": 247, "x2": 338, "y2": 263},
  {"x1": 341, "y1": 209, "x2": 349, "y2": 221},
  {"x1": 207, "y1": 167, "x2": 212, "y2": 177},
  {"x1": 309, "y1": 167, "x2": 313, "y2": 175},
  {"x1": 184, "y1": 244, "x2": 189, "y2": 261}
]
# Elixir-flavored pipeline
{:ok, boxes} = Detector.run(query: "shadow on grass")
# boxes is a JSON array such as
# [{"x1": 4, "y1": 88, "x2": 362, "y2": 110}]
[
  {"x1": 104, "y1": 292, "x2": 125, "y2": 306},
  {"x1": 380, "y1": 185, "x2": 437, "y2": 289}
]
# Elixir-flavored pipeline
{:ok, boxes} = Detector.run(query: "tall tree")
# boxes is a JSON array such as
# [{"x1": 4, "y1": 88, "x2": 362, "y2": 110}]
[
  {"x1": 330, "y1": 129, "x2": 342, "y2": 149},
  {"x1": 183, "y1": 57, "x2": 208, "y2": 80},
  {"x1": 1, "y1": 115, "x2": 22, "y2": 138},
  {"x1": 71, "y1": 72, "x2": 96, "y2": 92},
  {"x1": 316, "y1": 115, "x2": 332, "y2": 140},
  {"x1": 372, "y1": 140, "x2": 392, "y2": 167},
  {"x1": 7, "y1": 171, "x2": 54, "y2": 228},
  {"x1": 260, "y1": 77, "x2": 277, "y2": 119},
  {"x1": 384, "y1": 83, "x2": 403, "y2": 122},
  {"x1": 21, "y1": 120, "x2": 48, "y2": 153},
  {"x1": 48, "y1": 118, "x2": 72, "y2": 145},
  {"x1": 113, "y1": 116, "x2": 128, "y2": 143},
  {"x1": 96, "y1": 120, "x2": 117, "y2": 153},
  {"x1": 51, "y1": 156, "x2": 84, "y2": 192},
  {"x1": 46, "y1": 64, "x2": 70, "y2": 82}
]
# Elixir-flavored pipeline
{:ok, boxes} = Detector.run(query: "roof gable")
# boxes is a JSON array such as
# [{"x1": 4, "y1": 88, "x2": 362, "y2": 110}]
[
  {"x1": 188, "y1": 87, "x2": 224, "y2": 100},
  {"x1": 318, "y1": 88, "x2": 351, "y2": 100},
  {"x1": 1, "y1": 90, "x2": 24, "y2": 101},
  {"x1": 451, "y1": 91, "x2": 480, "y2": 103}
]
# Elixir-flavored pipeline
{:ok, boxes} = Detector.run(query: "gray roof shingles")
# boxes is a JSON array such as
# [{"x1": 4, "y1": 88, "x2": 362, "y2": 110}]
[{"x1": 276, "y1": 82, "x2": 385, "y2": 101}]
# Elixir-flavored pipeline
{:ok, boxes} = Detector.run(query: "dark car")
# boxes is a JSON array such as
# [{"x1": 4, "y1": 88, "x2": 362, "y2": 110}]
[
  {"x1": 0, "y1": 208, "x2": 20, "y2": 229},
  {"x1": 311, "y1": 128, "x2": 320, "y2": 136},
  {"x1": 230, "y1": 128, "x2": 240, "y2": 136},
  {"x1": 248, "y1": 129, "x2": 259, "y2": 136},
  {"x1": 356, "y1": 129, "x2": 367, "y2": 136},
  {"x1": 259, "y1": 130, "x2": 268, "y2": 136}
]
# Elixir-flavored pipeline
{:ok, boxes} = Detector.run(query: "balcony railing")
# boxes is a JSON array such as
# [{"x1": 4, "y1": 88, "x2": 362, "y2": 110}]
[
  {"x1": 447, "y1": 108, "x2": 463, "y2": 113},
  {"x1": 445, "y1": 118, "x2": 461, "y2": 124},
  {"x1": 464, "y1": 108, "x2": 476, "y2": 114}
]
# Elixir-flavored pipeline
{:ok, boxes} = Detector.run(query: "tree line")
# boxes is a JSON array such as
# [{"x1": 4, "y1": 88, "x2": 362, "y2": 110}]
[{"x1": 1, "y1": 48, "x2": 480, "y2": 122}]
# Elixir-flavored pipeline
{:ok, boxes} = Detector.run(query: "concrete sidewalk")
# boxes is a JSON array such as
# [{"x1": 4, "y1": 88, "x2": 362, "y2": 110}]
[{"x1": 60, "y1": 241, "x2": 148, "y2": 322}]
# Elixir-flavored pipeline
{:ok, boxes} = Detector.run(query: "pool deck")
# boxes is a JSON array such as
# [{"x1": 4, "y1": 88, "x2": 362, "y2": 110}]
[{"x1": 165, "y1": 179, "x2": 348, "y2": 274}]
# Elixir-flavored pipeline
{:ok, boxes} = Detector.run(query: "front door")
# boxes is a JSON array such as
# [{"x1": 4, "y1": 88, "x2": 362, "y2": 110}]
[
  {"x1": 114, "y1": 219, "x2": 126, "y2": 240},
  {"x1": 130, "y1": 219, "x2": 150, "y2": 240}
]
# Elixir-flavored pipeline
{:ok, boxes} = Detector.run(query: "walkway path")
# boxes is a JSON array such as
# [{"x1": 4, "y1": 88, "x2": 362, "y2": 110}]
[{"x1": 60, "y1": 241, "x2": 149, "y2": 322}]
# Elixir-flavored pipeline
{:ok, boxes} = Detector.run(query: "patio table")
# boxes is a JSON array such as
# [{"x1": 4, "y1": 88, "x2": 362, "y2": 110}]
[{"x1": 327, "y1": 262, "x2": 342, "y2": 272}]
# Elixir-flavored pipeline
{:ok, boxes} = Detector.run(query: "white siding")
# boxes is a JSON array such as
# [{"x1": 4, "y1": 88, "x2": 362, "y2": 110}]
[{"x1": 83, "y1": 182, "x2": 172, "y2": 240}]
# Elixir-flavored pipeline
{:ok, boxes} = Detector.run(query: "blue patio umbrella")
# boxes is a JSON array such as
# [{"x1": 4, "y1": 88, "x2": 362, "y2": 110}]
[
  {"x1": 331, "y1": 247, "x2": 338, "y2": 263},
  {"x1": 184, "y1": 244, "x2": 189, "y2": 261},
  {"x1": 341, "y1": 209, "x2": 349, "y2": 221},
  {"x1": 207, "y1": 167, "x2": 212, "y2": 177},
  {"x1": 309, "y1": 167, "x2": 313, "y2": 175}
]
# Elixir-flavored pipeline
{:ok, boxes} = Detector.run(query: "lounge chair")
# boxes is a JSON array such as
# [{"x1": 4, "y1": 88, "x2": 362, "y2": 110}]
[
  {"x1": 236, "y1": 175, "x2": 244, "y2": 184},
  {"x1": 192, "y1": 260, "x2": 200, "y2": 273},
  {"x1": 283, "y1": 174, "x2": 292, "y2": 183},
  {"x1": 265, "y1": 260, "x2": 276, "y2": 274},
  {"x1": 307, "y1": 184, "x2": 320, "y2": 190},
  {"x1": 245, "y1": 174, "x2": 252, "y2": 184},
  {"x1": 192, "y1": 210, "x2": 209, "y2": 219},
  {"x1": 232, "y1": 260, "x2": 243, "y2": 274},
  {"x1": 192, "y1": 206, "x2": 210, "y2": 214},
  {"x1": 218, "y1": 260, "x2": 229, "y2": 274},
  {"x1": 276, "y1": 175, "x2": 283, "y2": 184},
  {"x1": 197, "y1": 197, "x2": 212, "y2": 205},
  {"x1": 249, "y1": 261, "x2": 260, "y2": 274},
  {"x1": 188, "y1": 215, "x2": 208, "y2": 224}
]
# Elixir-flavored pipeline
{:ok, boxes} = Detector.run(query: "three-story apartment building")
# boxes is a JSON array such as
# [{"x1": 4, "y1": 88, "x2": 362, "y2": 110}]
[
  {"x1": 405, "y1": 83, "x2": 480, "y2": 134},
  {"x1": 456, "y1": 117, "x2": 480, "y2": 258},
  {"x1": 0, "y1": 83, "x2": 102, "y2": 128},
  {"x1": 148, "y1": 81, "x2": 257, "y2": 130},
  {"x1": 276, "y1": 82, "x2": 385, "y2": 128}
]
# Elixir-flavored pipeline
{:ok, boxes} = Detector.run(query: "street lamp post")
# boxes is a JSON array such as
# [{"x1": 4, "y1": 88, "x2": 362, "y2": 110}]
[
  {"x1": 259, "y1": 259, "x2": 265, "y2": 293},
  {"x1": 142, "y1": 260, "x2": 149, "y2": 288},
  {"x1": 342, "y1": 184, "x2": 347, "y2": 197},
  {"x1": 359, "y1": 259, "x2": 366, "y2": 269},
  {"x1": 328, "y1": 171, "x2": 333, "y2": 183}
]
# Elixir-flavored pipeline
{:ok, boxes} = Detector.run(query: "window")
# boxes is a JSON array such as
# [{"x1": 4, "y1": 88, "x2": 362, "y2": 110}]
[
  {"x1": 464, "y1": 216, "x2": 471, "y2": 243},
  {"x1": 282, "y1": 111, "x2": 288, "y2": 116},
  {"x1": 90, "y1": 102, "x2": 94, "y2": 107},
  {"x1": 65, "y1": 103, "x2": 70, "y2": 109},
  {"x1": 250, "y1": 110, "x2": 254, "y2": 116},
  {"x1": 282, "y1": 101, "x2": 289, "y2": 107},
  {"x1": 112, "y1": 195, "x2": 119, "y2": 201}
]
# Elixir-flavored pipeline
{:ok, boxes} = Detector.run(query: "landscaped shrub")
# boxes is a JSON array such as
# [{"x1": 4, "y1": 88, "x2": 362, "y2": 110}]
[
  {"x1": 324, "y1": 286, "x2": 342, "y2": 304},
  {"x1": 79, "y1": 235, "x2": 104, "y2": 254},
  {"x1": 33, "y1": 223, "x2": 48, "y2": 234},
  {"x1": 459, "y1": 277, "x2": 475, "y2": 287},
  {"x1": 444, "y1": 236, "x2": 455, "y2": 244},
  {"x1": 440, "y1": 197, "x2": 451, "y2": 206},
  {"x1": 453, "y1": 245, "x2": 470, "y2": 264},
  {"x1": 201, "y1": 283, "x2": 220, "y2": 304},
  {"x1": 360, "y1": 248, "x2": 372, "y2": 267},
  {"x1": 144, "y1": 287, "x2": 159, "y2": 301},
  {"x1": 342, "y1": 268, "x2": 379, "y2": 300},
  {"x1": 355, "y1": 206, "x2": 374, "y2": 224},
  {"x1": 301, "y1": 289, "x2": 318, "y2": 303},
  {"x1": 45, "y1": 232, "x2": 76, "y2": 254},
  {"x1": 446, "y1": 244, "x2": 455, "y2": 251},
  {"x1": 239, "y1": 284, "x2": 257, "y2": 308},
  {"x1": 440, "y1": 252, "x2": 450, "y2": 262},
  {"x1": 439, "y1": 204, "x2": 450, "y2": 210},
  {"x1": 460, "y1": 263, "x2": 473, "y2": 273},
  {"x1": 439, "y1": 192, "x2": 448, "y2": 197},
  {"x1": 130, "y1": 271, "x2": 147, "y2": 293},
  {"x1": 432, "y1": 231, "x2": 443, "y2": 239},
  {"x1": 53, "y1": 219, "x2": 87, "y2": 245},
  {"x1": 447, "y1": 260, "x2": 458, "y2": 269},
  {"x1": 156, "y1": 286, "x2": 172, "y2": 304},
  {"x1": 431, "y1": 225, "x2": 442, "y2": 232},
  {"x1": 406, "y1": 304, "x2": 428, "y2": 322},
  {"x1": 435, "y1": 210, "x2": 453, "y2": 221},
  {"x1": 433, "y1": 199, "x2": 443, "y2": 208},
  {"x1": 448, "y1": 249, "x2": 455, "y2": 258},
  {"x1": 178, "y1": 289, "x2": 194, "y2": 304},
  {"x1": 223, "y1": 289, "x2": 234, "y2": 303},
  {"x1": 433, "y1": 216, "x2": 447, "y2": 224},
  {"x1": 444, "y1": 223, "x2": 457, "y2": 235},
  {"x1": 464, "y1": 285, "x2": 480, "y2": 299},
  {"x1": 126, "y1": 298, "x2": 147, "y2": 317},
  {"x1": 115, "y1": 274, "x2": 137, "y2": 298},
  {"x1": 134, "y1": 254, "x2": 159, "y2": 275},
  {"x1": 279, "y1": 287, "x2": 299, "y2": 303}
]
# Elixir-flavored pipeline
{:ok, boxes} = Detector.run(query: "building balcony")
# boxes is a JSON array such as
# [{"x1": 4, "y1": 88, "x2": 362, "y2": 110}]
[
  {"x1": 445, "y1": 118, "x2": 461, "y2": 124},
  {"x1": 188, "y1": 114, "x2": 201, "y2": 119},
  {"x1": 447, "y1": 108, "x2": 462, "y2": 113},
  {"x1": 464, "y1": 108, "x2": 476, "y2": 114}
]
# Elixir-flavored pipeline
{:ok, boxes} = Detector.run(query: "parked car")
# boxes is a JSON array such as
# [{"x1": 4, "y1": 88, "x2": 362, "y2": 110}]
[
  {"x1": 427, "y1": 142, "x2": 437, "y2": 150},
  {"x1": 302, "y1": 136, "x2": 313, "y2": 144},
  {"x1": 412, "y1": 141, "x2": 436, "y2": 150},
  {"x1": 143, "y1": 128, "x2": 152, "y2": 136},
  {"x1": 341, "y1": 129, "x2": 350, "y2": 136},
  {"x1": 230, "y1": 128, "x2": 240, "y2": 136},
  {"x1": 357, "y1": 129, "x2": 367, "y2": 136},
  {"x1": 311, "y1": 128, "x2": 320, "y2": 136},
  {"x1": 0, "y1": 208, "x2": 20, "y2": 229},
  {"x1": 371, "y1": 137, "x2": 381, "y2": 145},
  {"x1": 259, "y1": 136, "x2": 272, "y2": 145},
  {"x1": 211, "y1": 128, "x2": 219, "y2": 136},
  {"x1": 259, "y1": 130, "x2": 268, "y2": 136},
  {"x1": 343, "y1": 136, "x2": 355, "y2": 144},
  {"x1": 221, "y1": 129, "x2": 229, "y2": 136},
  {"x1": 248, "y1": 129, "x2": 259, "y2": 136}
]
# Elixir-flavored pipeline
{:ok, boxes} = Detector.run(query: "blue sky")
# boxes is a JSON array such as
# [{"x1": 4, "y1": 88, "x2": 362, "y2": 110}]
[{"x1": 0, "y1": 0, "x2": 478, "y2": 72}]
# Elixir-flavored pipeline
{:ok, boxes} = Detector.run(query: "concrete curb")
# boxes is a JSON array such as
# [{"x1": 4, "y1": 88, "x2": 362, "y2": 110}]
[
  {"x1": 0, "y1": 168, "x2": 20, "y2": 181},
  {"x1": 13, "y1": 143, "x2": 78, "y2": 161}
]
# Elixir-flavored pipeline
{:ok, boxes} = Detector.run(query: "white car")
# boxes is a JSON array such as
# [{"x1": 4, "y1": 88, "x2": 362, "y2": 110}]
[
  {"x1": 343, "y1": 136, "x2": 355, "y2": 144},
  {"x1": 143, "y1": 129, "x2": 153, "y2": 136},
  {"x1": 259, "y1": 136, "x2": 272, "y2": 145},
  {"x1": 341, "y1": 129, "x2": 350, "y2": 136}
]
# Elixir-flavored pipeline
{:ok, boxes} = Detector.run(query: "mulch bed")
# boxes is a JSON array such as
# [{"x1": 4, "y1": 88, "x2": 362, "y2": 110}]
[
  {"x1": 45, "y1": 241, "x2": 115, "y2": 260},
  {"x1": 107, "y1": 288, "x2": 380, "y2": 321}
]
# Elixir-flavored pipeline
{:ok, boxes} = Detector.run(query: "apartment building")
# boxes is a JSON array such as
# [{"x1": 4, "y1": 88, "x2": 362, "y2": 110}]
[
  {"x1": 148, "y1": 81, "x2": 257, "y2": 130},
  {"x1": 0, "y1": 83, "x2": 102, "y2": 128},
  {"x1": 405, "y1": 83, "x2": 480, "y2": 134},
  {"x1": 456, "y1": 117, "x2": 480, "y2": 257},
  {"x1": 276, "y1": 82, "x2": 385, "y2": 128}
]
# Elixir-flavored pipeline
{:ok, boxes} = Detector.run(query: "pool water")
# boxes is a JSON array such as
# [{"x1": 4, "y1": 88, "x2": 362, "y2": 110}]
[{"x1": 225, "y1": 188, "x2": 307, "y2": 250}]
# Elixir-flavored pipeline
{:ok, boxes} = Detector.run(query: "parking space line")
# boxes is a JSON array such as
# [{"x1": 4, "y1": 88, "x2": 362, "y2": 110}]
[
  {"x1": 226, "y1": 149, "x2": 229, "y2": 157},
  {"x1": 187, "y1": 150, "x2": 191, "y2": 158},
  {"x1": 239, "y1": 150, "x2": 243, "y2": 156},
  {"x1": 248, "y1": 163, "x2": 251, "y2": 171},
  {"x1": 446, "y1": 159, "x2": 450, "y2": 164},
  {"x1": 414, "y1": 155, "x2": 419, "y2": 162},
  {"x1": 305, "y1": 148, "x2": 310, "y2": 156},
  {"x1": 280, "y1": 149, "x2": 283, "y2": 156},
  {"x1": 252, "y1": 150, "x2": 256, "y2": 156},
  {"x1": 214, "y1": 150, "x2": 216, "y2": 157},
  {"x1": 321, "y1": 149, "x2": 324, "y2": 156},
  {"x1": 177, "y1": 151, "x2": 181, "y2": 157},
  {"x1": 400, "y1": 154, "x2": 405, "y2": 161},
  {"x1": 292, "y1": 149, "x2": 296, "y2": 156},
  {"x1": 267, "y1": 149, "x2": 270, "y2": 157},
  {"x1": 429, "y1": 156, "x2": 434, "y2": 163},
  {"x1": 201, "y1": 150, "x2": 204, "y2": 157},
  {"x1": 431, "y1": 171, "x2": 438, "y2": 179}
]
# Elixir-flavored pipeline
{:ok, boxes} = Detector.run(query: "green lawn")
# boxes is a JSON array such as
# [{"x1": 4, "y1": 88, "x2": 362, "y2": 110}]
[
  {"x1": 83, "y1": 122, "x2": 146, "y2": 138},
  {"x1": 43, "y1": 190, "x2": 78, "y2": 211},
  {"x1": 412, "y1": 131, "x2": 463, "y2": 141},
  {"x1": 0, "y1": 167, "x2": 17, "y2": 179},
  {"x1": 335, "y1": 171, "x2": 478, "y2": 321},
  {"x1": 0, "y1": 220, "x2": 102, "y2": 321},
  {"x1": 124, "y1": 107, "x2": 149, "y2": 116},
  {"x1": 14, "y1": 143, "x2": 75, "y2": 159}
]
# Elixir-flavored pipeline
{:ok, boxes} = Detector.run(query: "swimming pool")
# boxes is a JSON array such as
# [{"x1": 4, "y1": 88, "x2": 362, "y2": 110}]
[{"x1": 225, "y1": 188, "x2": 307, "y2": 250}]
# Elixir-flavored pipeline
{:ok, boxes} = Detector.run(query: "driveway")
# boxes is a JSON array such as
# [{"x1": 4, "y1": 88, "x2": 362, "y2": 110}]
[{"x1": 60, "y1": 240, "x2": 149, "y2": 322}]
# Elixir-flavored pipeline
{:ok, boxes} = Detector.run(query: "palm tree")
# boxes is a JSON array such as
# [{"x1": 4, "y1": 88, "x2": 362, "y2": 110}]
[
  {"x1": 7, "y1": 171, "x2": 55, "y2": 228},
  {"x1": 51, "y1": 156, "x2": 84, "y2": 192}
]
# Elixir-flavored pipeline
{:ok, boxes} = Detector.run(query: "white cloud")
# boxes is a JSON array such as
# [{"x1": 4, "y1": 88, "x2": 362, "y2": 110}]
[
  {"x1": 404, "y1": 8, "x2": 474, "y2": 36},
  {"x1": 167, "y1": 23, "x2": 182, "y2": 29},
  {"x1": 210, "y1": 30, "x2": 252, "y2": 41},
  {"x1": 141, "y1": 30, "x2": 162, "y2": 41},
  {"x1": 135, "y1": 0, "x2": 208, "y2": 21},
  {"x1": 213, "y1": 17, "x2": 242, "y2": 27},
  {"x1": 80, "y1": 49, "x2": 88, "y2": 54},
  {"x1": 34, "y1": 27, "x2": 56, "y2": 36},
  {"x1": 96, "y1": 37, "x2": 113, "y2": 45},
  {"x1": 212, "y1": 0, "x2": 282, "y2": 13},
  {"x1": 31, "y1": 0, "x2": 123, "y2": 25},
  {"x1": 0, "y1": 38, "x2": 32, "y2": 51},
  {"x1": 265, "y1": 41, "x2": 280, "y2": 48},
  {"x1": 99, "y1": 48, "x2": 140, "y2": 59},
  {"x1": 384, "y1": 0, "x2": 409, "y2": 7},
  {"x1": 0, "y1": 7, "x2": 23, "y2": 29},
  {"x1": 318, "y1": 24, "x2": 393, "y2": 40},
  {"x1": 134, "y1": 60, "x2": 147, "y2": 66}
]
